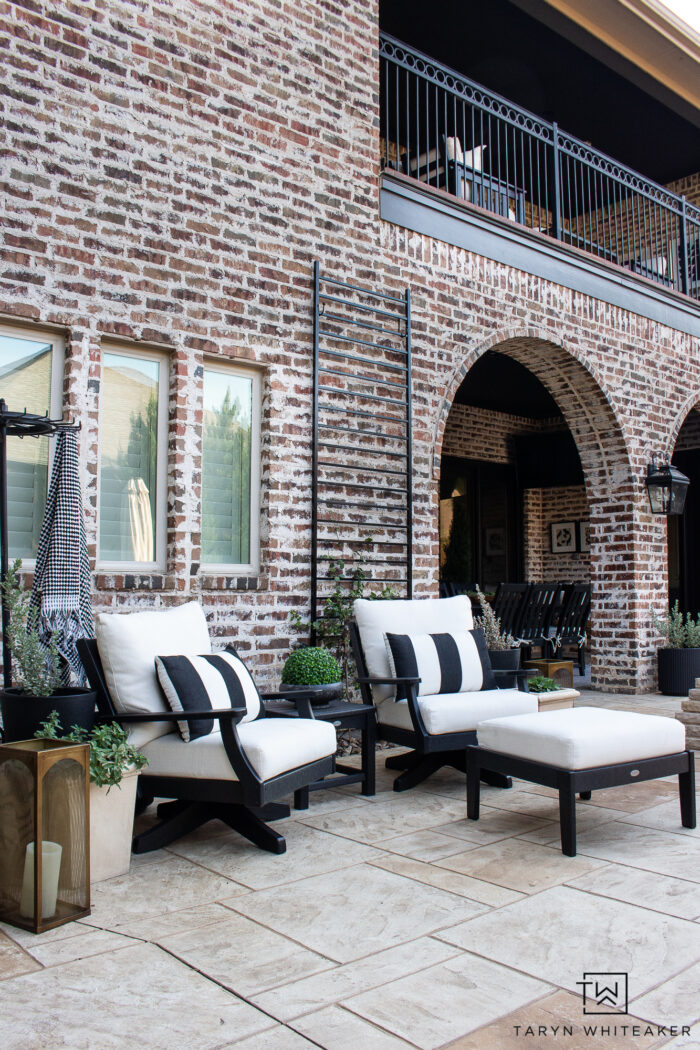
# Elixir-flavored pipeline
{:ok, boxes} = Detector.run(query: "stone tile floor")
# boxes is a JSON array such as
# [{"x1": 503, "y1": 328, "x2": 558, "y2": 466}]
[{"x1": 1, "y1": 690, "x2": 699, "y2": 1050}]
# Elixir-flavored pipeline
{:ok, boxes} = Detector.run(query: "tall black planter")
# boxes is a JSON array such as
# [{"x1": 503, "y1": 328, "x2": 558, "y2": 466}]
[
  {"x1": 0, "y1": 687, "x2": 96, "y2": 742},
  {"x1": 657, "y1": 648, "x2": 700, "y2": 697},
  {"x1": 488, "y1": 648, "x2": 521, "y2": 688}
]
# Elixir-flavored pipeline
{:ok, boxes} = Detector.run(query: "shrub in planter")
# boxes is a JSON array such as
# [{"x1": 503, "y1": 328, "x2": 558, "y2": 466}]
[
  {"x1": 0, "y1": 559, "x2": 96, "y2": 741},
  {"x1": 473, "y1": 584, "x2": 521, "y2": 675},
  {"x1": 36, "y1": 712, "x2": 148, "y2": 882},
  {"x1": 652, "y1": 601, "x2": 700, "y2": 696},
  {"x1": 527, "y1": 675, "x2": 559, "y2": 693},
  {"x1": 281, "y1": 647, "x2": 343, "y2": 705}
]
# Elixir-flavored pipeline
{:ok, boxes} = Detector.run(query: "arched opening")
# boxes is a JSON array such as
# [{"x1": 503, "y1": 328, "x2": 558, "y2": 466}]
[
  {"x1": 436, "y1": 334, "x2": 634, "y2": 690},
  {"x1": 669, "y1": 406, "x2": 700, "y2": 616}
]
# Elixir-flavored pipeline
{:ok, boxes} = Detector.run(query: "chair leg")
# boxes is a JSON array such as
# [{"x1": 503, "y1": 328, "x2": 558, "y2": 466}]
[
  {"x1": 214, "y1": 804, "x2": 286, "y2": 854},
  {"x1": 479, "y1": 769, "x2": 513, "y2": 789},
  {"x1": 679, "y1": 754, "x2": 696, "y2": 829},
  {"x1": 392, "y1": 754, "x2": 444, "y2": 791},
  {"x1": 466, "y1": 753, "x2": 481, "y2": 820},
  {"x1": 132, "y1": 802, "x2": 211, "y2": 854},
  {"x1": 385, "y1": 750, "x2": 419, "y2": 771},
  {"x1": 579, "y1": 790, "x2": 592, "y2": 800},
  {"x1": 558, "y1": 775, "x2": 577, "y2": 857}
]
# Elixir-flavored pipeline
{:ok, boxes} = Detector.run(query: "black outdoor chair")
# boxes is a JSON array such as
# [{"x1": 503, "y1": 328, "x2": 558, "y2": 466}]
[
  {"x1": 513, "y1": 581, "x2": 561, "y2": 660},
  {"x1": 492, "y1": 582, "x2": 531, "y2": 637},
  {"x1": 77, "y1": 638, "x2": 336, "y2": 856},
  {"x1": 439, "y1": 580, "x2": 476, "y2": 598},
  {"x1": 351, "y1": 595, "x2": 536, "y2": 792},
  {"x1": 547, "y1": 582, "x2": 591, "y2": 675}
]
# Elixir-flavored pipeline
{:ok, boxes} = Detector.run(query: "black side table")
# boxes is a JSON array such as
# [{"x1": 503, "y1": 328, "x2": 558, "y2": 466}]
[{"x1": 264, "y1": 698, "x2": 376, "y2": 808}]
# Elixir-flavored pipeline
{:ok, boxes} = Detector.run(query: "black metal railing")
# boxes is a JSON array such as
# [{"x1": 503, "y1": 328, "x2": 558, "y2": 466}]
[{"x1": 380, "y1": 34, "x2": 700, "y2": 301}]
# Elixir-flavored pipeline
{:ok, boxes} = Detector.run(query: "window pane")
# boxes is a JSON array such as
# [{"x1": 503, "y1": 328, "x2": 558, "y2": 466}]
[
  {"x1": 99, "y1": 353, "x2": 159, "y2": 563},
  {"x1": 202, "y1": 370, "x2": 253, "y2": 565},
  {"x1": 0, "y1": 334, "x2": 53, "y2": 559}
]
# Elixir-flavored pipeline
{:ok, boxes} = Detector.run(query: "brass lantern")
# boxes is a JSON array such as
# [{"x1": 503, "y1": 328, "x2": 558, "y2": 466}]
[{"x1": 0, "y1": 739, "x2": 90, "y2": 934}]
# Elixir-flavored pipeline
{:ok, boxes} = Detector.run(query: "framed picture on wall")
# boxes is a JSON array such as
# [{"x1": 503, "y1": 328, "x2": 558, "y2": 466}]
[
  {"x1": 550, "y1": 521, "x2": 576, "y2": 554},
  {"x1": 578, "y1": 520, "x2": 591, "y2": 552},
  {"x1": 485, "y1": 527, "x2": 506, "y2": 557}
]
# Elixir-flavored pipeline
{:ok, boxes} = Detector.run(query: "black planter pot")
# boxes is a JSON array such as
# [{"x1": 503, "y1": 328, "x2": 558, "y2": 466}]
[
  {"x1": 657, "y1": 648, "x2": 700, "y2": 697},
  {"x1": 280, "y1": 682, "x2": 344, "y2": 707},
  {"x1": 488, "y1": 648, "x2": 521, "y2": 688},
  {"x1": 0, "y1": 687, "x2": 97, "y2": 743}
]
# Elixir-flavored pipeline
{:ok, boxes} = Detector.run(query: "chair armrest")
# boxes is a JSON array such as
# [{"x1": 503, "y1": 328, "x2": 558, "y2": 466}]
[
  {"x1": 356, "y1": 676, "x2": 421, "y2": 686},
  {"x1": 117, "y1": 709, "x2": 247, "y2": 724},
  {"x1": 492, "y1": 668, "x2": 536, "y2": 693}
]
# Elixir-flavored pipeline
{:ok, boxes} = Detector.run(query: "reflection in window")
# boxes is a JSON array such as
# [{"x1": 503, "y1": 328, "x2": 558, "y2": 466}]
[
  {"x1": 0, "y1": 333, "x2": 54, "y2": 558},
  {"x1": 99, "y1": 352, "x2": 161, "y2": 564},
  {"x1": 202, "y1": 368, "x2": 254, "y2": 567}
]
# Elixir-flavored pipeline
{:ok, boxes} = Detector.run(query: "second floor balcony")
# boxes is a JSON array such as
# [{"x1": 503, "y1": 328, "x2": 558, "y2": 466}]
[{"x1": 380, "y1": 34, "x2": 700, "y2": 304}]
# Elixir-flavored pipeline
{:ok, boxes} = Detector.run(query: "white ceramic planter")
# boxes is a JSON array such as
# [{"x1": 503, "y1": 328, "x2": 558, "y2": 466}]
[{"x1": 89, "y1": 768, "x2": 139, "y2": 883}]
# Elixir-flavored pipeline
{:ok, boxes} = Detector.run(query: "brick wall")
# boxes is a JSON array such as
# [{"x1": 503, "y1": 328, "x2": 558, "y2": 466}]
[
  {"x1": 523, "y1": 486, "x2": 590, "y2": 582},
  {"x1": 1, "y1": 0, "x2": 699, "y2": 691},
  {"x1": 442, "y1": 403, "x2": 564, "y2": 464}
]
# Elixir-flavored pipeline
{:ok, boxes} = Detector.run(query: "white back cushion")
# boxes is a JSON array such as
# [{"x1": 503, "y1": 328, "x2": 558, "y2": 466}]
[
  {"x1": 96, "y1": 602, "x2": 212, "y2": 747},
  {"x1": 353, "y1": 596, "x2": 473, "y2": 704}
]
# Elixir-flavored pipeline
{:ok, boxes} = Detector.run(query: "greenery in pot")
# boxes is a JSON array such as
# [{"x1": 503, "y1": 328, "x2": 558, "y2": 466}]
[
  {"x1": 527, "y1": 675, "x2": 559, "y2": 693},
  {"x1": 651, "y1": 600, "x2": 700, "y2": 649},
  {"x1": 35, "y1": 711, "x2": 148, "y2": 790},
  {"x1": 281, "y1": 647, "x2": 342, "y2": 687},
  {"x1": 1, "y1": 558, "x2": 62, "y2": 696},
  {"x1": 473, "y1": 585, "x2": 519, "y2": 651}
]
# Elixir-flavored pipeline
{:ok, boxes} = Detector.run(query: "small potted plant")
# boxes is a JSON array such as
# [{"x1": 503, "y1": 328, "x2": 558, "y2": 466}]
[
  {"x1": 281, "y1": 646, "x2": 343, "y2": 705},
  {"x1": 652, "y1": 600, "x2": 700, "y2": 696},
  {"x1": 473, "y1": 585, "x2": 521, "y2": 679},
  {"x1": 0, "y1": 559, "x2": 96, "y2": 741},
  {"x1": 36, "y1": 712, "x2": 148, "y2": 882},
  {"x1": 527, "y1": 675, "x2": 559, "y2": 694}
]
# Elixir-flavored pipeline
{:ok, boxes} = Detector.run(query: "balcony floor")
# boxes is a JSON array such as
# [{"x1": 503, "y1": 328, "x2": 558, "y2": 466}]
[{"x1": 0, "y1": 691, "x2": 698, "y2": 1049}]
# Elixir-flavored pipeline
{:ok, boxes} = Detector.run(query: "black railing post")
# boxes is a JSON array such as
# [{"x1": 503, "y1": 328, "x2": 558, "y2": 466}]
[
  {"x1": 552, "y1": 122, "x2": 562, "y2": 241},
  {"x1": 310, "y1": 261, "x2": 320, "y2": 644},
  {"x1": 679, "y1": 195, "x2": 689, "y2": 296}
]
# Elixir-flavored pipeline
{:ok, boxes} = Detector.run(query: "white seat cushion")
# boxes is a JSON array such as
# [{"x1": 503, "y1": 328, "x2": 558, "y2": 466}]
[
  {"x1": 378, "y1": 688, "x2": 537, "y2": 735},
  {"x1": 476, "y1": 707, "x2": 687, "y2": 769},
  {"x1": 96, "y1": 602, "x2": 212, "y2": 747},
  {"x1": 354, "y1": 596, "x2": 473, "y2": 704},
  {"x1": 141, "y1": 718, "x2": 337, "y2": 782}
]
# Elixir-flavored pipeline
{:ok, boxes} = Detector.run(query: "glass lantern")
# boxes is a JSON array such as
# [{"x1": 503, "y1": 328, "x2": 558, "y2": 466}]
[
  {"x1": 0, "y1": 739, "x2": 90, "y2": 934},
  {"x1": 646, "y1": 461, "x2": 690, "y2": 516}
]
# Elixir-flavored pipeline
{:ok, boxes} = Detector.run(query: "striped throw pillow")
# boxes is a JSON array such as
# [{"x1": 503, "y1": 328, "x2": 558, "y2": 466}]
[
  {"x1": 384, "y1": 628, "x2": 497, "y2": 697},
  {"x1": 156, "y1": 649, "x2": 262, "y2": 742}
]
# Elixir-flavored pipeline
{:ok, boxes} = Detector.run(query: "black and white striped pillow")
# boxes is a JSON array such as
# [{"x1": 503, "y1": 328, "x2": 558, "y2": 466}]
[
  {"x1": 385, "y1": 628, "x2": 497, "y2": 697},
  {"x1": 155, "y1": 649, "x2": 262, "y2": 742}
]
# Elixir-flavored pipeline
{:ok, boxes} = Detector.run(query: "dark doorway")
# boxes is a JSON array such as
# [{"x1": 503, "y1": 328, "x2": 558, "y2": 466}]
[
  {"x1": 670, "y1": 447, "x2": 700, "y2": 616},
  {"x1": 440, "y1": 457, "x2": 520, "y2": 591}
]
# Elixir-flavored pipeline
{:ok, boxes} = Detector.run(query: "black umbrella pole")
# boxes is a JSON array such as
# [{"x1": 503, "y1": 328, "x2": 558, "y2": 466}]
[{"x1": 0, "y1": 426, "x2": 11, "y2": 689}]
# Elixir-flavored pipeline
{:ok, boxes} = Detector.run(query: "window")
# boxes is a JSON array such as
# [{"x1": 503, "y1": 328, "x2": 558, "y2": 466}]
[
  {"x1": 201, "y1": 363, "x2": 260, "y2": 571},
  {"x1": 98, "y1": 348, "x2": 168, "y2": 568},
  {"x1": 0, "y1": 326, "x2": 64, "y2": 560}
]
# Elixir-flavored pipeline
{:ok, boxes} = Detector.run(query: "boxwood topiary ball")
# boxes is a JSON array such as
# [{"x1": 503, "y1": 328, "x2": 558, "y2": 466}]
[{"x1": 281, "y1": 647, "x2": 342, "y2": 686}]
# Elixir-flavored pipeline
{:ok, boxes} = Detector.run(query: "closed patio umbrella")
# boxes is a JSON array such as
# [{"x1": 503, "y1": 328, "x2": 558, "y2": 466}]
[{"x1": 30, "y1": 430, "x2": 93, "y2": 685}]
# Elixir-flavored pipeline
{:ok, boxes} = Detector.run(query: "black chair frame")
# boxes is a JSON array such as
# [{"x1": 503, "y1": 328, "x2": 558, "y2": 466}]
[
  {"x1": 548, "y1": 582, "x2": 591, "y2": 675},
  {"x1": 350, "y1": 622, "x2": 531, "y2": 792},
  {"x1": 78, "y1": 639, "x2": 335, "y2": 856}
]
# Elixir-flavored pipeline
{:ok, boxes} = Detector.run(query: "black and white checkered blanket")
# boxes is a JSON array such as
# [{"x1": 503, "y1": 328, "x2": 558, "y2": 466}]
[{"x1": 30, "y1": 430, "x2": 94, "y2": 685}]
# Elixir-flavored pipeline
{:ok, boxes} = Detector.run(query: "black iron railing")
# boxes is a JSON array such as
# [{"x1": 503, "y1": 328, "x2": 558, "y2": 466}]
[{"x1": 380, "y1": 34, "x2": 700, "y2": 301}]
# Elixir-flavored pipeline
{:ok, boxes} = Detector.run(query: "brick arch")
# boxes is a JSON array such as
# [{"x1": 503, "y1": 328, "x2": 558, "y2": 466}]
[
  {"x1": 433, "y1": 328, "x2": 634, "y2": 501},
  {"x1": 669, "y1": 390, "x2": 700, "y2": 455}
]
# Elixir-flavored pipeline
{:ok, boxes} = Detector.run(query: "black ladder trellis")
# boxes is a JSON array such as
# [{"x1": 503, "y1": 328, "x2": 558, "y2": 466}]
[{"x1": 311, "y1": 263, "x2": 412, "y2": 636}]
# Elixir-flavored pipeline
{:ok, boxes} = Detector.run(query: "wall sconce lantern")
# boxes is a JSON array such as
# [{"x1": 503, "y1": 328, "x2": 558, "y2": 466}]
[
  {"x1": 645, "y1": 459, "x2": 690, "y2": 516},
  {"x1": 0, "y1": 739, "x2": 90, "y2": 934}
]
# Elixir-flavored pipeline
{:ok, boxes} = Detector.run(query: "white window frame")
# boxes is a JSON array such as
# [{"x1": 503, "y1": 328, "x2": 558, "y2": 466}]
[
  {"x1": 96, "y1": 344, "x2": 169, "y2": 572},
  {"x1": 200, "y1": 359, "x2": 261, "y2": 575},
  {"x1": 1, "y1": 323, "x2": 65, "y2": 568}
]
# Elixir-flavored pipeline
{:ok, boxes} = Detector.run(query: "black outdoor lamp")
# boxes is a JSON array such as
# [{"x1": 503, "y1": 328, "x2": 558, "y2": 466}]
[{"x1": 645, "y1": 459, "x2": 690, "y2": 516}]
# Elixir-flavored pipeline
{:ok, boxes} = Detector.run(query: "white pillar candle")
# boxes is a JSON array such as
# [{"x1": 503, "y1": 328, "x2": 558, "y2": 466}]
[{"x1": 19, "y1": 841, "x2": 62, "y2": 920}]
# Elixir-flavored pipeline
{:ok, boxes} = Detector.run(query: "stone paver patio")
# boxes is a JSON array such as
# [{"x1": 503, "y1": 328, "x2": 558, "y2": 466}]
[{"x1": 1, "y1": 691, "x2": 699, "y2": 1049}]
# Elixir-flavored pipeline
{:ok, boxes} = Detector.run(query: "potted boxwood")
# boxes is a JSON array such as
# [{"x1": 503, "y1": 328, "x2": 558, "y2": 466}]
[
  {"x1": 36, "y1": 711, "x2": 148, "y2": 882},
  {"x1": 473, "y1": 585, "x2": 521, "y2": 680},
  {"x1": 281, "y1": 646, "x2": 344, "y2": 706},
  {"x1": 652, "y1": 600, "x2": 700, "y2": 696},
  {"x1": 0, "y1": 560, "x2": 96, "y2": 741}
]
